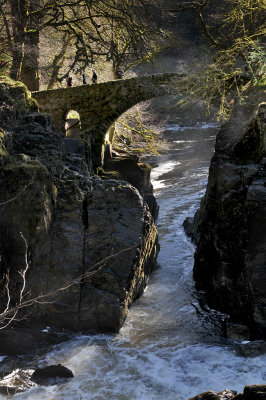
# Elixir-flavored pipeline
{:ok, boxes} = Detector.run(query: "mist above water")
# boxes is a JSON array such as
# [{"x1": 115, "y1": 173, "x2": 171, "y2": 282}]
[{"x1": 7, "y1": 122, "x2": 266, "y2": 400}]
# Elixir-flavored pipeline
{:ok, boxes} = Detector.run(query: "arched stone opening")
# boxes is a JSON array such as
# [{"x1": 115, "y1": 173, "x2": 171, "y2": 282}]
[
  {"x1": 65, "y1": 110, "x2": 81, "y2": 138},
  {"x1": 104, "y1": 100, "x2": 160, "y2": 155}
]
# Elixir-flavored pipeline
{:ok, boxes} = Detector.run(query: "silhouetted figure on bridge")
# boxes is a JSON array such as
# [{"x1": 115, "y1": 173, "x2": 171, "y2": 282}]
[
  {"x1": 115, "y1": 69, "x2": 124, "y2": 79},
  {"x1": 66, "y1": 76, "x2": 72, "y2": 87},
  {"x1": 91, "y1": 70, "x2": 98, "y2": 84},
  {"x1": 82, "y1": 74, "x2": 87, "y2": 84}
]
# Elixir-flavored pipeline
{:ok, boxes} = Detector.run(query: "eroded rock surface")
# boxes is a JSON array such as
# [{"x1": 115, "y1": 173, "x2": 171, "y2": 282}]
[
  {"x1": 188, "y1": 386, "x2": 266, "y2": 400},
  {"x1": 0, "y1": 369, "x2": 36, "y2": 396},
  {"x1": 192, "y1": 88, "x2": 266, "y2": 338},
  {"x1": 0, "y1": 364, "x2": 73, "y2": 395},
  {"x1": 0, "y1": 78, "x2": 158, "y2": 346},
  {"x1": 104, "y1": 151, "x2": 159, "y2": 218}
]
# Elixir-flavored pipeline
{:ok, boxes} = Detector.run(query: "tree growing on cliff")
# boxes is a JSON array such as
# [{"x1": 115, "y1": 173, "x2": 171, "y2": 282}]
[{"x1": 169, "y1": 0, "x2": 266, "y2": 119}]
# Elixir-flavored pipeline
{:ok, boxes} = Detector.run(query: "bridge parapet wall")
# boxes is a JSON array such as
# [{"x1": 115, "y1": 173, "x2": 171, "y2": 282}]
[
  {"x1": 32, "y1": 74, "x2": 186, "y2": 133},
  {"x1": 32, "y1": 73, "x2": 187, "y2": 166}
]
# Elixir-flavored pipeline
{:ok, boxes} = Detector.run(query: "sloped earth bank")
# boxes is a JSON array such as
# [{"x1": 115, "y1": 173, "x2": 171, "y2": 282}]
[{"x1": 2, "y1": 121, "x2": 264, "y2": 399}]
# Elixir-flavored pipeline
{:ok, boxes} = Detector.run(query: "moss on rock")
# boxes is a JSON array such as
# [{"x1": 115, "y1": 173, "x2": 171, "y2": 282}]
[{"x1": 0, "y1": 76, "x2": 38, "y2": 128}]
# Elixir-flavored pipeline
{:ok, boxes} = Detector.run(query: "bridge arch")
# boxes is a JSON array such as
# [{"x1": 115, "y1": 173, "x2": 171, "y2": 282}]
[
  {"x1": 65, "y1": 109, "x2": 81, "y2": 138},
  {"x1": 32, "y1": 73, "x2": 186, "y2": 167}
]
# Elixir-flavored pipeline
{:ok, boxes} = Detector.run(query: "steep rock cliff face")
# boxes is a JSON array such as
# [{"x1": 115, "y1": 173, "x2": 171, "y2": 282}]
[
  {"x1": 193, "y1": 88, "x2": 266, "y2": 339},
  {"x1": 0, "y1": 78, "x2": 158, "y2": 337},
  {"x1": 104, "y1": 153, "x2": 159, "y2": 218}
]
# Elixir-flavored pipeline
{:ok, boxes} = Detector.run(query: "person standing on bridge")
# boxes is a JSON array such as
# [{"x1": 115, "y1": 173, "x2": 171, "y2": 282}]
[
  {"x1": 66, "y1": 76, "x2": 72, "y2": 87},
  {"x1": 91, "y1": 70, "x2": 97, "y2": 84},
  {"x1": 82, "y1": 73, "x2": 87, "y2": 84},
  {"x1": 115, "y1": 69, "x2": 124, "y2": 79}
]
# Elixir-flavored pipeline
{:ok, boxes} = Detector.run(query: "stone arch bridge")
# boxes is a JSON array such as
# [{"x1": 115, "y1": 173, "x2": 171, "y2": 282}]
[{"x1": 32, "y1": 73, "x2": 187, "y2": 166}]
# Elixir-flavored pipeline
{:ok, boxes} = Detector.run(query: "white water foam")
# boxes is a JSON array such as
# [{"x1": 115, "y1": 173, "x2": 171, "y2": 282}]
[
  {"x1": 173, "y1": 140, "x2": 197, "y2": 144},
  {"x1": 13, "y1": 339, "x2": 266, "y2": 400},
  {"x1": 165, "y1": 122, "x2": 218, "y2": 132},
  {"x1": 151, "y1": 160, "x2": 181, "y2": 190},
  {"x1": 152, "y1": 179, "x2": 167, "y2": 190}
]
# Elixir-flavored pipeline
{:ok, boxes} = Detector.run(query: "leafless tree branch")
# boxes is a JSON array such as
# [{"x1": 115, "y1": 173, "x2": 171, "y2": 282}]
[
  {"x1": 0, "y1": 237, "x2": 138, "y2": 330},
  {"x1": 0, "y1": 170, "x2": 37, "y2": 207}
]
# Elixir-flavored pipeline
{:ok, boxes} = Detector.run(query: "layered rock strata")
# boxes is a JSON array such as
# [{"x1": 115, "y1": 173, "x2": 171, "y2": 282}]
[
  {"x1": 192, "y1": 88, "x2": 266, "y2": 339},
  {"x1": 0, "y1": 77, "x2": 158, "y2": 343},
  {"x1": 104, "y1": 151, "x2": 159, "y2": 218}
]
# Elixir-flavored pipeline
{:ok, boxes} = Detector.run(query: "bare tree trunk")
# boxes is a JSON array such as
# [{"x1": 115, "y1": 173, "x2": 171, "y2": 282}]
[
  {"x1": 9, "y1": 0, "x2": 30, "y2": 82},
  {"x1": 112, "y1": 62, "x2": 116, "y2": 80},
  {"x1": 21, "y1": 30, "x2": 40, "y2": 91},
  {"x1": 21, "y1": 0, "x2": 40, "y2": 91},
  {"x1": 10, "y1": 34, "x2": 25, "y2": 81}
]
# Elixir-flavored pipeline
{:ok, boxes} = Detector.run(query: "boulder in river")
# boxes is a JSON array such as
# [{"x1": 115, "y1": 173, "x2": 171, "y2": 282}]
[
  {"x1": 188, "y1": 390, "x2": 237, "y2": 400},
  {"x1": 31, "y1": 364, "x2": 74, "y2": 385},
  {"x1": 183, "y1": 217, "x2": 194, "y2": 237},
  {"x1": 237, "y1": 340, "x2": 266, "y2": 357},
  {"x1": 0, "y1": 369, "x2": 36, "y2": 396},
  {"x1": 217, "y1": 390, "x2": 238, "y2": 399},
  {"x1": 188, "y1": 386, "x2": 266, "y2": 400},
  {"x1": 188, "y1": 391, "x2": 220, "y2": 400},
  {"x1": 225, "y1": 323, "x2": 250, "y2": 341},
  {"x1": 243, "y1": 385, "x2": 266, "y2": 400}
]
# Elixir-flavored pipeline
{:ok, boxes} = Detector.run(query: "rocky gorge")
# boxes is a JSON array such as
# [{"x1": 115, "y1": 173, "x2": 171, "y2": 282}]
[
  {"x1": 0, "y1": 76, "x2": 159, "y2": 354},
  {"x1": 0, "y1": 76, "x2": 265, "y2": 399}
]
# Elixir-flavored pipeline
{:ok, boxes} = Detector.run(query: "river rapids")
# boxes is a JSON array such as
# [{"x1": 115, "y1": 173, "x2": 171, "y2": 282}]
[{"x1": 6, "y1": 121, "x2": 266, "y2": 399}]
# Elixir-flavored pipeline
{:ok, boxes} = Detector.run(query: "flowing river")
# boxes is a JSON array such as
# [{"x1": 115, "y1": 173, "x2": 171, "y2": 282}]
[{"x1": 10, "y1": 121, "x2": 266, "y2": 399}]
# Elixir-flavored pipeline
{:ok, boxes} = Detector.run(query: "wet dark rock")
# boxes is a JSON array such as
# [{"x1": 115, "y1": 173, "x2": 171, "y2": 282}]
[
  {"x1": 0, "y1": 369, "x2": 36, "y2": 396},
  {"x1": 237, "y1": 340, "x2": 266, "y2": 357},
  {"x1": 104, "y1": 152, "x2": 159, "y2": 218},
  {"x1": 31, "y1": 364, "x2": 74, "y2": 385},
  {"x1": 0, "y1": 326, "x2": 70, "y2": 356},
  {"x1": 188, "y1": 390, "x2": 237, "y2": 400},
  {"x1": 187, "y1": 386, "x2": 266, "y2": 400},
  {"x1": 188, "y1": 391, "x2": 219, "y2": 400},
  {"x1": 217, "y1": 390, "x2": 237, "y2": 400},
  {"x1": 243, "y1": 385, "x2": 266, "y2": 400},
  {"x1": 144, "y1": 193, "x2": 159, "y2": 220},
  {"x1": 105, "y1": 154, "x2": 152, "y2": 194},
  {"x1": 193, "y1": 94, "x2": 266, "y2": 338},
  {"x1": 183, "y1": 217, "x2": 194, "y2": 237},
  {"x1": 226, "y1": 323, "x2": 250, "y2": 341},
  {"x1": 0, "y1": 364, "x2": 74, "y2": 395}
]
